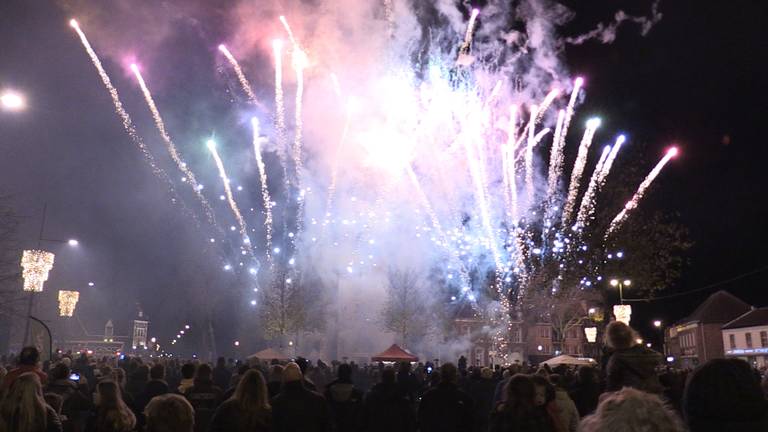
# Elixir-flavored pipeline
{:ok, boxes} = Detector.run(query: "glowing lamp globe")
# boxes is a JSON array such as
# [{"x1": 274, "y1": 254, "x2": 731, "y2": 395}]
[
  {"x1": 20, "y1": 250, "x2": 55, "y2": 292},
  {"x1": 58, "y1": 290, "x2": 80, "y2": 317},
  {"x1": 613, "y1": 304, "x2": 632, "y2": 325},
  {"x1": 1, "y1": 91, "x2": 25, "y2": 111}
]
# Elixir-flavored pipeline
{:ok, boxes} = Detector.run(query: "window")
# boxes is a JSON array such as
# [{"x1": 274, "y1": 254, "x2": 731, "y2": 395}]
[
  {"x1": 729, "y1": 334, "x2": 736, "y2": 349},
  {"x1": 539, "y1": 326, "x2": 550, "y2": 338},
  {"x1": 511, "y1": 328, "x2": 522, "y2": 343},
  {"x1": 746, "y1": 333, "x2": 753, "y2": 348},
  {"x1": 761, "y1": 331, "x2": 767, "y2": 348}
]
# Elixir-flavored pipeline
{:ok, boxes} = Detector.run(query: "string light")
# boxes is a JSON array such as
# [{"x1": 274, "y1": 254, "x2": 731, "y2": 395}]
[{"x1": 20, "y1": 250, "x2": 55, "y2": 292}]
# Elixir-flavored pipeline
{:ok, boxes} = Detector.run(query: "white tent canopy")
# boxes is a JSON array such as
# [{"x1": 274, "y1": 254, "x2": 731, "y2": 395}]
[
  {"x1": 541, "y1": 355, "x2": 597, "y2": 366},
  {"x1": 247, "y1": 348, "x2": 290, "y2": 361}
]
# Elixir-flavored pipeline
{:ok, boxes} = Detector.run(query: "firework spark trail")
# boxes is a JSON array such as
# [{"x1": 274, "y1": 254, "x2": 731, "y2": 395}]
[
  {"x1": 218, "y1": 45, "x2": 265, "y2": 111},
  {"x1": 598, "y1": 134, "x2": 625, "y2": 184},
  {"x1": 605, "y1": 147, "x2": 678, "y2": 238},
  {"x1": 502, "y1": 105, "x2": 518, "y2": 220},
  {"x1": 463, "y1": 8, "x2": 480, "y2": 49},
  {"x1": 251, "y1": 118, "x2": 274, "y2": 264},
  {"x1": 131, "y1": 65, "x2": 219, "y2": 227},
  {"x1": 69, "y1": 20, "x2": 179, "y2": 198},
  {"x1": 272, "y1": 40, "x2": 289, "y2": 188},
  {"x1": 525, "y1": 105, "x2": 538, "y2": 203},
  {"x1": 462, "y1": 135, "x2": 503, "y2": 269},
  {"x1": 546, "y1": 110, "x2": 567, "y2": 203},
  {"x1": 279, "y1": 16, "x2": 298, "y2": 47},
  {"x1": 207, "y1": 140, "x2": 254, "y2": 255},
  {"x1": 575, "y1": 145, "x2": 611, "y2": 228},
  {"x1": 291, "y1": 49, "x2": 308, "y2": 243},
  {"x1": 561, "y1": 117, "x2": 601, "y2": 225},
  {"x1": 549, "y1": 77, "x2": 585, "y2": 188},
  {"x1": 534, "y1": 88, "x2": 560, "y2": 123}
]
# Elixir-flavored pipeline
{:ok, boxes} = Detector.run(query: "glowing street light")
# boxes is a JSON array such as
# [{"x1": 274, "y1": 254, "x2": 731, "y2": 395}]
[
  {"x1": 653, "y1": 320, "x2": 662, "y2": 328},
  {"x1": 609, "y1": 278, "x2": 631, "y2": 304},
  {"x1": 234, "y1": 340, "x2": 240, "y2": 347},
  {"x1": 67, "y1": 239, "x2": 79, "y2": 246},
  {"x1": 1, "y1": 90, "x2": 25, "y2": 111}
]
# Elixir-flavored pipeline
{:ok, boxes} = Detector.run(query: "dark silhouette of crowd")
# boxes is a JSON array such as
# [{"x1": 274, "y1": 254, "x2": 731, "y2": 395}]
[{"x1": 1, "y1": 321, "x2": 767, "y2": 431}]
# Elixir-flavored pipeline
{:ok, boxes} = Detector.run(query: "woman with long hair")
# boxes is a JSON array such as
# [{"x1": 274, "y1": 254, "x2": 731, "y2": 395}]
[
  {"x1": 0, "y1": 372, "x2": 62, "y2": 432},
  {"x1": 490, "y1": 374, "x2": 554, "y2": 432},
  {"x1": 209, "y1": 369, "x2": 272, "y2": 432},
  {"x1": 88, "y1": 380, "x2": 136, "y2": 432}
]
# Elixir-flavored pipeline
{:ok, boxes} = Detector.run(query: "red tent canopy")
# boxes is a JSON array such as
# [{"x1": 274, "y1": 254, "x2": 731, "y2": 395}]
[{"x1": 371, "y1": 344, "x2": 419, "y2": 362}]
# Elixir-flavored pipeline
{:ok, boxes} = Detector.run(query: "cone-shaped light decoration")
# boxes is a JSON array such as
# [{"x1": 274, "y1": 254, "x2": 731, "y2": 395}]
[
  {"x1": 58, "y1": 290, "x2": 80, "y2": 317},
  {"x1": 21, "y1": 250, "x2": 55, "y2": 292}
]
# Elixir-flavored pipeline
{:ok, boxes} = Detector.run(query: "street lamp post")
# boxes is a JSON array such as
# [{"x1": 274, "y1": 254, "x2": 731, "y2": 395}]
[
  {"x1": 610, "y1": 279, "x2": 632, "y2": 304},
  {"x1": 21, "y1": 203, "x2": 80, "y2": 345}
]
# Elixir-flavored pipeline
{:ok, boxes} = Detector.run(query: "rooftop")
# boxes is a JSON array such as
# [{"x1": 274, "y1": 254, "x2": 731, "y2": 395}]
[
  {"x1": 681, "y1": 290, "x2": 751, "y2": 325},
  {"x1": 722, "y1": 307, "x2": 768, "y2": 330}
]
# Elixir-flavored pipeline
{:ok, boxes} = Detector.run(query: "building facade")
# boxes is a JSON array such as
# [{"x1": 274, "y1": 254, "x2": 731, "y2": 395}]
[
  {"x1": 721, "y1": 307, "x2": 768, "y2": 368},
  {"x1": 665, "y1": 290, "x2": 751, "y2": 368}
]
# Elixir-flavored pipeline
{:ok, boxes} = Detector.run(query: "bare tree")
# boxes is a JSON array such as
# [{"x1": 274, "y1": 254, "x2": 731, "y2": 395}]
[
  {"x1": 382, "y1": 268, "x2": 430, "y2": 348},
  {"x1": 261, "y1": 268, "x2": 325, "y2": 347}
]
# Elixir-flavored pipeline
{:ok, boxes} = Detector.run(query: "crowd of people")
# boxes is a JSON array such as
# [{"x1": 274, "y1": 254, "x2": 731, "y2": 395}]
[{"x1": 0, "y1": 321, "x2": 767, "y2": 432}]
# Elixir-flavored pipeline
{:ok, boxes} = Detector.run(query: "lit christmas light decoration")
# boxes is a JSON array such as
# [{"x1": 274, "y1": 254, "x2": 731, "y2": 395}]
[
  {"x1": 584, "y1": 326, "x2": 597, "y2": 343},
  {"x1": 58, "y1": 290, "x2": 80, "y2": 317},
  {"x1": 613, "y1": 304, "x2": 632, "y2": 325},
  {"x1": 20, "y1": 250, "x2": 55, "y2": 292}
]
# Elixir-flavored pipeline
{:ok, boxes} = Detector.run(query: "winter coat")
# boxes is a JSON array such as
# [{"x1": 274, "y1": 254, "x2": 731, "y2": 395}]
[
  {"x1": 606, "y1": 345, "x2": 663, "y2": 393},
  {"x1": 568, "y1": 380, "x2": 600, "y2": 417},
  {"x1": 208, "y1": 398, "x2": 272, "y2": 432},
  {"x1": 271, "y1": 381, "x2": 331, "y2": 432},
  {"x1": 184, "y1": 380, "x2": 223, "y2": 432},
  {"x1": 417, "y1": 382, "x2": 474, "y2": 432},
  {"x1": 2, "y1": 404, "x2": 63, "y2": 432},
  {"x1": 212, "y1": 366, "x2": 231, "y2": 391},
  {"x1": 465, "y1": 377, "x2": 497, "y2": 432},
  {"x1": 2, "y1": 365, "x2": 47, "y2": 389},
  {"x1": 324, "y1": 380, "x2": 363, "y2": 432},
  {"x1": 360, "y1": 382, "x2": 415, "y2": 432},
  {"x1": 552, "y1": 389, "x2": 579, "y2": 432}
]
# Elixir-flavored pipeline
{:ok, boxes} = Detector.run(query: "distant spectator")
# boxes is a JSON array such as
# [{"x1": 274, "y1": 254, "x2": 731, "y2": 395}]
[
  {"x1": 184, "y1": 363, "x2": 222, "y2": 432},
  {"x1": 140, "y1": 363, "x2": 169, "y2": 413},
  {"x1": 2, "y1": 346, "x2": 48, "y2": 390},
  {"x1": 489, "y1": 374, "x2": 554, "y2": 432},
  {"x1": 178, "y1": 363, "x2": 196, "y2": 394},
  {"x1": 125, "y1": 364, "x2": 149, "y2": 402},
  {"x1": 294, "y1": 357, "x2": 317, "y2": 391},
  {"x1": 272, "y1": 362, "x2": 331, "y2": 432},
  {"x1": 605, "y1": 321, "x2": 663, "y2": 393},
  {"x1": 212, "y1": 357, "x2": 231, "y2": 391},
  {"x1": 209, "y1": 369, "x2": 271, "y2": 432},
  {"x1": 580, "y1": 387, "x2": 684, "y2": 432},
  {"x1": 0, "y1": 372, "x2": 62, "y2": 432},
  {"x1": 90, "y1": 380, "x2": 136, "y2": 432},
  {"x1": 267, "y1": 364, "x2": 284, "y2": 399},
  {"x1": 549, "y1": 374, "x2": 579, "y2": 432},
  {"x1": 465, "y1": 367, "x2": 496, "y2": 432},
  {"x1": 325, "y1": 363, "x2": 363, "y2": 432},
  {"x1": 360, "y1": 367, "x2": 415, "y2": 432},
  {"x1": 418, "y1": 363, "x2": 473, "y2": 432},
  {"x1": 569, "y1": 366, "x2": 600, "y2": 417},
  {"x1": 145, "y1": 394, "x2": 195, "y2": 432},
  {"x1": 683, "y1": 358, "x2": 768, "y2": 431}
]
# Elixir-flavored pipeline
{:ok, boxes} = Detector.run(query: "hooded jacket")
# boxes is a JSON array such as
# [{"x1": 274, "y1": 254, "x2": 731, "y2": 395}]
[{"x1": 606, "y1": 345, "x2": 663, "y2": 393}]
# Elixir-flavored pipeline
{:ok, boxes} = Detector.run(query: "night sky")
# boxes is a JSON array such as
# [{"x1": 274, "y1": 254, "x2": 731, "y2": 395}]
[{"x1": 1, "y1": 0, "x2": 767, "y2": 351}]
